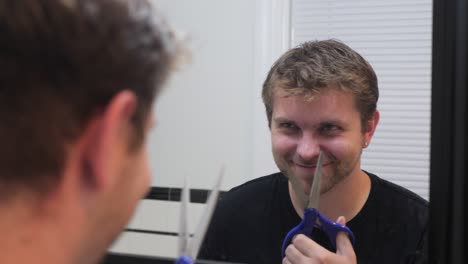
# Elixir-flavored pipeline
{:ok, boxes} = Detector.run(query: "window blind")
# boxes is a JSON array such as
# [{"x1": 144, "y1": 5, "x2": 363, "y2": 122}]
[{"x1": 291, "y1": 0, "x2": 432, "y2": 199}]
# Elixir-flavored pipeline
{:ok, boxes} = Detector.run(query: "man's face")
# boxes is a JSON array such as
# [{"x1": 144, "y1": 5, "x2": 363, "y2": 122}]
[{"x1": 271, "y1": 87, "x2": 370, "y2": 194}]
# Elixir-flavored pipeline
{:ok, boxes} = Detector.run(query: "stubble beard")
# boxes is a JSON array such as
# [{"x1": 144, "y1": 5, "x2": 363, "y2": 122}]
[
  {"x1": 321, "y1": 153, "x2": 362, "y2": 194},
  {"x1": 320, "y1": 161, "x2": 347, "y2": 194},
  {"x1": 282, "y1": 157, "x2": 360, "y2": 196}
]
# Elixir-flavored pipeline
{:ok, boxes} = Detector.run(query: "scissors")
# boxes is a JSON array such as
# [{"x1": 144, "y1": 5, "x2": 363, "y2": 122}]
[
  {"x1": 281, "y1": 151, "x2": 355, "y2": 257},
  {"x1": 175, "y1": 168, "x2": 224, "y2": 264}
]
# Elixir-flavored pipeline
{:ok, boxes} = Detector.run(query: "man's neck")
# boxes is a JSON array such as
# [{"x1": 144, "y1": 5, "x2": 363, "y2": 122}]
[
  {"x1": 0, "y1": 200, "x2": 74, "y2": 264},
  {"x1": 289, "y1": 169, "x2": 371, "y2": 222}
]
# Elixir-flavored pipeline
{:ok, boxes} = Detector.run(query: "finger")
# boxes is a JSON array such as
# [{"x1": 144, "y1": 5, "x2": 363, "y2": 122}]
[
  {"x1": 291, "y1": 234, "x2": 325, "y2": 258},
  {"x1": 284, "y1": 243, "x2": 308, "y2": 263},
  {"x1": 336, "y1": 215, "x2": 346, "y2": 225},
  {"x1": 335, "y1": 216, "x2": 357, "y2": 260}
]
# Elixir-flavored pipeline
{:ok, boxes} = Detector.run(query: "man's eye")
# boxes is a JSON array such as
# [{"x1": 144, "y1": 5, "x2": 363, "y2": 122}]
[
  {"x1": 280, "y1": 122, "x2": 297, "y2": 129},
  {"x1": 321, "y1": 124, "x2": 339, "y2": 132}
]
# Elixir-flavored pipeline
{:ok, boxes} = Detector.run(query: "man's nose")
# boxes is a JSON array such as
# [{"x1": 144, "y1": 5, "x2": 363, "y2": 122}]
[{"x1": 296, "y1": 135, "x2": 321, "y2": 162}]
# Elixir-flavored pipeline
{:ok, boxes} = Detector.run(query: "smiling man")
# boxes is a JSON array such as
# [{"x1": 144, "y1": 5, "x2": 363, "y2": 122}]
[
  {"x1": 200, "y1": 40, "x2": 428, "y2": 264},
  {"x1": 0, "y1": 1, "x2": 178, "y2": 264}
]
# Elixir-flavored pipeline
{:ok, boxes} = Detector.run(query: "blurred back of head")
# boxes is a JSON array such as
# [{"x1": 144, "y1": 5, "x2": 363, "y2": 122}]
[{"x1": 0, "y1": 0, "x2": 178, "y2": 201}]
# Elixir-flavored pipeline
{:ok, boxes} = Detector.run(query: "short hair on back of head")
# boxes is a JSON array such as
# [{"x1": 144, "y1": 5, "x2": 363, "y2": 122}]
[{"x1": 0, "y1": 0, "x2": 178, "y2": 200}]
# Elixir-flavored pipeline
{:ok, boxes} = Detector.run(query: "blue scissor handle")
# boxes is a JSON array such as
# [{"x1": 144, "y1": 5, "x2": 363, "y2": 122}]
[
  {"x1": 175, "y1": 255, "x2": 193, "y2": 264},
  {"x1": 281, "y1": 208, "x2": 355, "y2": 258}
]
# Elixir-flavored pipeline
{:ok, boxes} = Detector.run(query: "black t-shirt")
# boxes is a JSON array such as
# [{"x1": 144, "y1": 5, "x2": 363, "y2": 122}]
[{"x1": 199, "y1": 172, "x2": 428, "y2": 264}]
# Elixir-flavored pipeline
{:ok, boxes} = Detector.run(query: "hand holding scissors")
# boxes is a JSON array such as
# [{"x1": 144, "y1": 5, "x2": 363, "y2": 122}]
[
  {"x1": 281, "y1": 151, "x2": 355, "y2": 258},
  {"x1": 175, "y1": 168, "x2": 224, "y2": 264}
]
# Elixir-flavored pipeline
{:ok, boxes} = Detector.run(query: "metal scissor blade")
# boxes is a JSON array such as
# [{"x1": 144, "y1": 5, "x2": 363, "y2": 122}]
[
  {"x1": 187, "y1": 166, "x2": 224, "y2": 260},
  {"x1": 307, "y1": 150, "x2": 323, "y2": 209},
  {"x1": 178, "y1": 177, "x2": 190, "y2": 256}
]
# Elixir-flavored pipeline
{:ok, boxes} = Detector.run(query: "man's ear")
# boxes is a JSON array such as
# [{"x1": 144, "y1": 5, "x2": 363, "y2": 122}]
[
  {"x1": 77, "y1": 90, "x2": 138, "y2": 192},
  {"x1": 363, "y1": 110, "x2": 380, "y2": 148}
]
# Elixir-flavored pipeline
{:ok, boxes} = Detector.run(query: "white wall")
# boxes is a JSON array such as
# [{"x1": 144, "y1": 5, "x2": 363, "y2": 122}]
[{"x1": 148, "y1": 0, "x2": 257, "y2": 190}]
